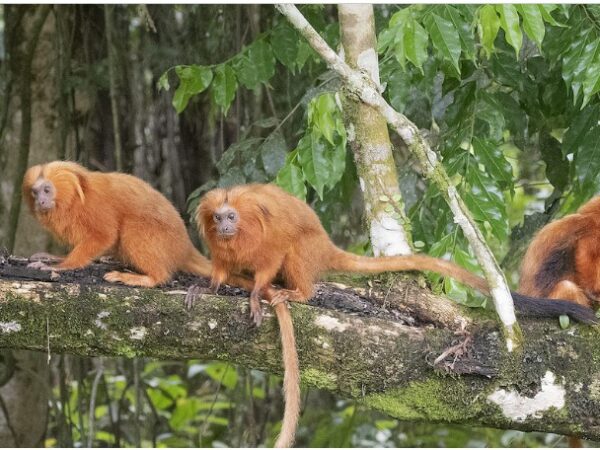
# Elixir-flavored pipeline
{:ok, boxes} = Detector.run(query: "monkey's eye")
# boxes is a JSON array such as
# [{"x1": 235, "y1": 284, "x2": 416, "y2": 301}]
[
  {"x1": 213, "y1": 214, "x2": 221, "y2": 222},
  {"x1": 43, "y1": 186, "x2": 50, "y2": 194},
  {"x1": 228, "y1": 213, "x2": 236, "y2": 221}
]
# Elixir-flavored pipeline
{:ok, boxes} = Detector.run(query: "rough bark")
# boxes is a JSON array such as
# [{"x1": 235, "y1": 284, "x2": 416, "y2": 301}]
[
  {"x1": 0, "y1": 273, "x2": 599, "y2": 440},
  {"x1": 338, "y1": 4, "x2": 412, "y2": 257},
  {"x1": 275, "y1": 4, "x2": 520, "y2": 351}
]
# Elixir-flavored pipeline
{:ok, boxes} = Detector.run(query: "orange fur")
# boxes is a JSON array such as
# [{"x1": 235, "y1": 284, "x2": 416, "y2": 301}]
[
  {"x1": 518, "y1": 196, "x2": 600, "y2": 308},
  {"x1": 22, "y1": 161, "x2": 261, "y2": 293}
]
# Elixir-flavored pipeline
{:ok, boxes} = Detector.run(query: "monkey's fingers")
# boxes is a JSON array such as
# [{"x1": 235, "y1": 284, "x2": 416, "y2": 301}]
[
  {"x1": 185, "y1": 285, "x2": 202, "y2": 310},
  {"x1": 209, "y1": 281, "x2": 221, "y2": 294},
  {"x1": 27, "y1": 261, "x2": 62, "y2": 272}
]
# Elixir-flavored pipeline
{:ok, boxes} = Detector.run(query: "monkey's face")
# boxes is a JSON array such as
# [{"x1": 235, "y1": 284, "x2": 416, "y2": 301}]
[
  {"x1": 30, "y1": 178, "x2": 56, "y2": 212},
  {"x1": 213, "y1": 204, "x2": 239, "y2": 238}
]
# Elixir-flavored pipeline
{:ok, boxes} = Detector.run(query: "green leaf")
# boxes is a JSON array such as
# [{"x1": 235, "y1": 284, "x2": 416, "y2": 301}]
[
  {"x1": 259, "y1": 130, "x2": 287, "y2": 176},
  {"x1": 157, "y1": 71, "x2": 170, "y2": 91},
  {"x1": 478, "y1": 5, "x2": 501, "y2": 57},
  {"x1": 299, "y1": 135, "x2": 328, "y2": 198},
  {"x1": 517, "y1": 4, "x2": 545, "y2": 49},
  {"x1": 403, "y1": 19, "x2": 429, "y2": 71},
  {"x1": 204, "y1": 363, "x2": 237, "y2": 389},
  {"x1": 424, "y1": 13, "x2": 462, "y2": 75},
  {"x1": 559, "y1": 314, "x2": 570, "y2": 329},
  {"x1": 271, "y1": 24, "x2": 299, "y2": 71},
  {"x1": 233, "y1": 40, "x2": 275, "y2": 90},
  {"x1": 276, "y1": 158, "x2": 307, "y2": 201},
  {"x1": 538, "y1": 4, "x2": 565, "y2": 27},
  {"x1": 172, "y1": 65, "x2": 213, "y2": 114},
  {"x1": 211, "y1": 64, "x2": 237, "y2": 116},
  {"x1": 472, "y1": 138, "x2": 513, "y2": 188},
  {"x1": 439, "y1": 5, "x2": 476, "y2": 60},
  {"x1": 310, "y1": 94, "x2": 337, "y2": 145},
  {"x1": 496, "y1": 5, "x2": 522, "y2": 57}
]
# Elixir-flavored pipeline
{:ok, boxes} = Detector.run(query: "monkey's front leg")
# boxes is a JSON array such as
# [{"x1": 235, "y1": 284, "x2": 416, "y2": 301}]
[{"x1": 249, "y1": 266, "x2": 281, "y2": 327}]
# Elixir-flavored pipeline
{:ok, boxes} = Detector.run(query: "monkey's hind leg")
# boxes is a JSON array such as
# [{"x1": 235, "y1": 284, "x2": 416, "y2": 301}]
[
  {"x1": 548, "y1": 280, "x2": 591, "y2": 307},
  {"x1": 104, "y1": 269, "x2": 170, "y2": 288}
]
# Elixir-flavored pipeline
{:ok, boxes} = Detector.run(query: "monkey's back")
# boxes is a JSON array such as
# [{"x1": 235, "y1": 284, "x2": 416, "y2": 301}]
[{"x1": 519, "y1": 211, "x2": 591, "y2": 297}]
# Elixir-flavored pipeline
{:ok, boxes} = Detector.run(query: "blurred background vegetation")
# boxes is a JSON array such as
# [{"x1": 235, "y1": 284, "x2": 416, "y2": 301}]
[{"x1": 1, "y1": 4, "x2": 600, "y2": 447}]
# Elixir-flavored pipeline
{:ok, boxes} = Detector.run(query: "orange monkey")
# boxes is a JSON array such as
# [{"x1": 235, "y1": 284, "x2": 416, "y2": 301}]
[{"x1": 519, "y1": 196, "x2": 600, "y2": 309}]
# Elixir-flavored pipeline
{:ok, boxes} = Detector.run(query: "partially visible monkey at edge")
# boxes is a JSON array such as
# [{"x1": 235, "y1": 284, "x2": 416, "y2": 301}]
[{"x1": 195, "y1": 183, "x2": 598, "y2": 326}]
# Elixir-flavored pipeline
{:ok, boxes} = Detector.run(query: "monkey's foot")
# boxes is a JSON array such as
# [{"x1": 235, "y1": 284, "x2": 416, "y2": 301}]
[
  {"x1": 104, "y1": 271, "x2": 158, "y2": 287},
  {"x1": 29, "y1": 252, "x2": 63, "y2": 263},
  {"x1": 184, "y1": 284, "x2": 211, "y2": 310},
  {"x1": 270, "y1": 288, "x2": 303, "y2": 306},
  {"x1": 250, "y1": 298, "x2": 263, "y2": 327}
]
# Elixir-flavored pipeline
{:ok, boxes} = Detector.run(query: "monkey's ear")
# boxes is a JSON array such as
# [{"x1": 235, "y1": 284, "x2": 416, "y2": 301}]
[{"x1": 64, "y1": 170, "x2": 86, "y2": 205}]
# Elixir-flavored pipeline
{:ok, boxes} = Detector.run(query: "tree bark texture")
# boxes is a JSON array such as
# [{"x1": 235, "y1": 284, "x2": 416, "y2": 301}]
[
  {"x1": 0, "y1": 275, "x2": 599, "y2": 440},
  {"x1": 338, "y1": 4, "x2": 412, "y2": 257}
]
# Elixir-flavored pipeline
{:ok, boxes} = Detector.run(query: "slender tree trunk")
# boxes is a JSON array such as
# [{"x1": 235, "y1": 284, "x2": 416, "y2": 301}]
[
  {"x1": 338, "y1": 4, "x2": 412, "y2": 256},
  {"x1": 104, "y1": 5, "x2": 123, "y2": 171}
]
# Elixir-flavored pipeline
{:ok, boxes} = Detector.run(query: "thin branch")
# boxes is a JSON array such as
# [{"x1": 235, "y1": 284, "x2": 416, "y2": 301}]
[
  {"x1": 275, "y1": 4, "x2": 521, "y2": 350},
  {"x1": 104, "y1": 5, "x2": 123, "y2": 171},
  {"x1": 87, "y1": 358, "x2": 104, "y2": 448}
]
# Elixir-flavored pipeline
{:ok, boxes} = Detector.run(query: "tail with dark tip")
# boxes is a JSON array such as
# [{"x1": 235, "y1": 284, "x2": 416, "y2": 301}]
[{"x1": 512, "y1": 292, "x2": 598, "y2": 324}]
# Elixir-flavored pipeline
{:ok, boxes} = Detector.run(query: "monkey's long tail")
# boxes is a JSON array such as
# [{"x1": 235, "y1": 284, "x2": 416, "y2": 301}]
[
  {"x1": 328, "y1": 249, "x2": 598, "y2": 324},
  {"x1": 273, "y1": 302, "x2": 300, "y2": 448}
]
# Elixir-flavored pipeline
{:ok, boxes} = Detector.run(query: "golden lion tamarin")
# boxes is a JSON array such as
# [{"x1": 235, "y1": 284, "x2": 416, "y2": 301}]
[
  {"x1": 197, "y1": 183, "x2": 597, "y2": 324},
  {"x1": 519, "y1": 196, "x2": 600, "y2": 309},
  {"x1": 22, "y1": 161, "x2": 261, "y2": 293}
]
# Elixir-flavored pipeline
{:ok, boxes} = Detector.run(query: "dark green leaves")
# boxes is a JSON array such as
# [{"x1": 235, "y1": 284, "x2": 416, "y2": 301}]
[
  {"x1": 563, "y1": 104, "x2": 600, "y2": 202},
  {"x1": 234, "y1": 40, "x2": 275, "y2": 90},
  {"x1": 423, "y1": 13, "x2": 462, "y2": 75},
  {"x1": 211, "y1": 65, "x2": 237, "y2": 115},
  {"x1": 496, "y1": 5, "x2": 522, "y2": 57},
  {"x1": 275, "y1": 93, "x2": 347, "y2": 199},
  {"x1": 478, "y1": 5, "x2": 500, "y2": 57},
  {"x1": 172, "y1": 65, "x2": 213, "y2": 113},
  {"x1": 270, "y1": 23, "x2": 299, "y2": 71}
]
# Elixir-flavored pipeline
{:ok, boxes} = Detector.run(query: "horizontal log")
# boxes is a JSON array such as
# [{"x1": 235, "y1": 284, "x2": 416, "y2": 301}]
[{"x1": 0, "y1": 269, "x2": 599, "y2": 439}]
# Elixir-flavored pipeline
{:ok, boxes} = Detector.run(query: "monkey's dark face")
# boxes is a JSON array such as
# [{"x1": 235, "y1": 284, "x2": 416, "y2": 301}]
[
  {"x1": 213, "y1": 204, "x2": 239, "y2": 238},
  {"x1": 31, "y1": 178, "x2": 56, "y2": 212}
]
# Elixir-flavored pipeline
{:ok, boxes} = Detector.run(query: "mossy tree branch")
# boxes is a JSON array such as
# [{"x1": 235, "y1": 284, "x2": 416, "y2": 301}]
[{"x1": 0, "y1": 278, "x2": 599, "y2": 440}]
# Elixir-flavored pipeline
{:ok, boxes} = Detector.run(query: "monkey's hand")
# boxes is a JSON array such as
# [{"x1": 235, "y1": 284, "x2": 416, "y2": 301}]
[
  {"x1": 209, "y1": 280, "x2": 221, "y2": 295},
  {"x1": 29, "y1": 252, "x2": 63, "y2": 263},
  {"x1": 26, "y1": 261, "x2": 61, "y2": 280},
  {"x1": 184, "y1": 284, "x2": 211, "y2": 310},
  {"x1": 27, "y1": 260, "x2": 63, "y2": 272}
]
